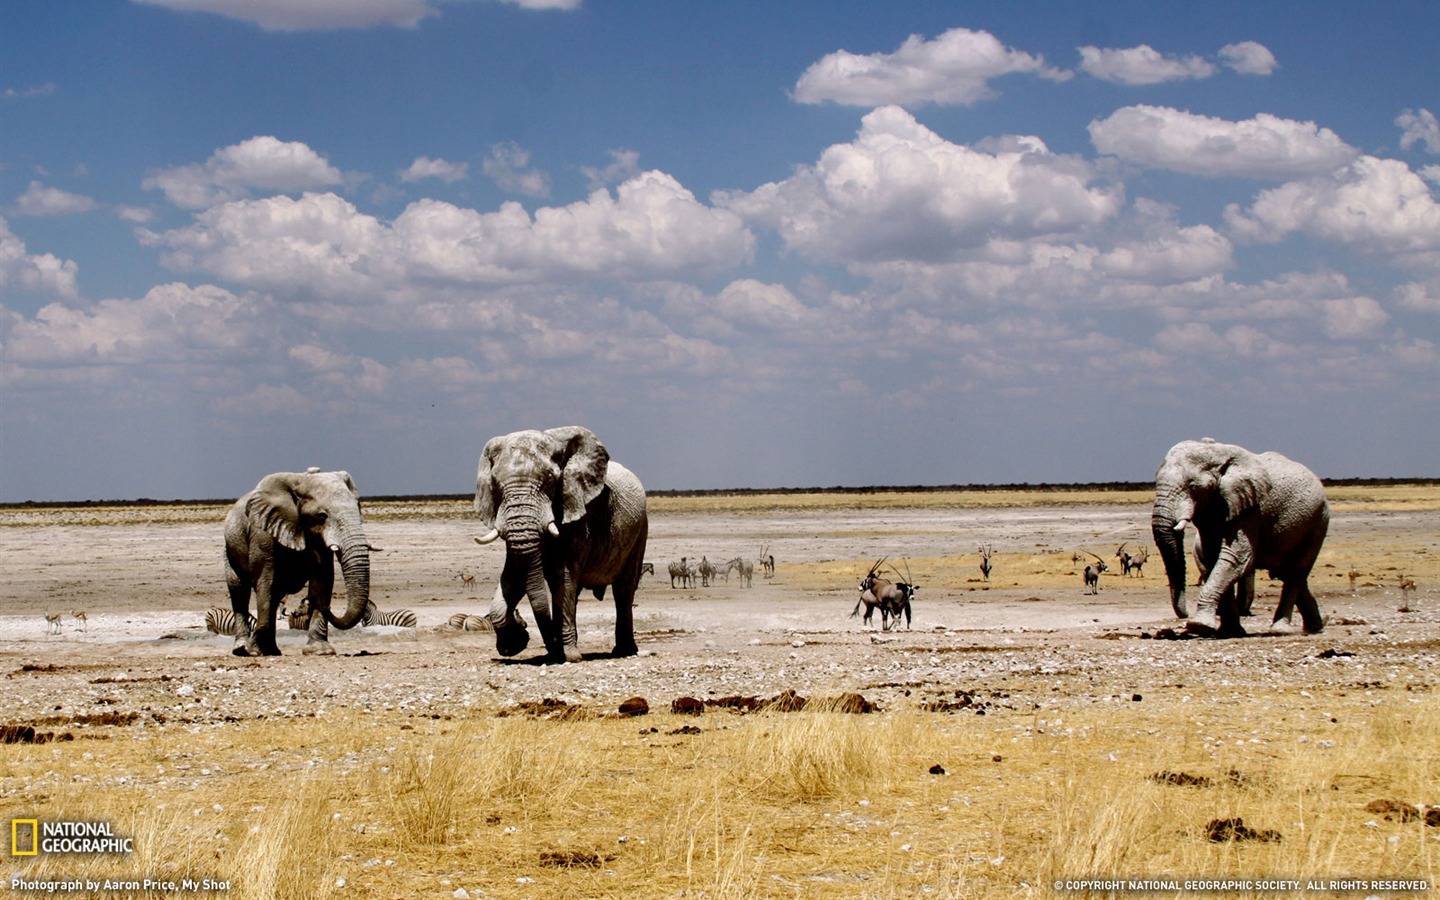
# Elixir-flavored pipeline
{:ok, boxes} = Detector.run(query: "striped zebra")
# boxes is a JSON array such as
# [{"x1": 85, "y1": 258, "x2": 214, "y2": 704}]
[
  {"x1": 446, "y1": 613, "x2": 492, "y2": 632},
  {"x1": 204, "y1": 607, "x2": 257, "y2": 636},
  {"x1": 362, "y1": 602, "x2": 417, "y2": 628}
]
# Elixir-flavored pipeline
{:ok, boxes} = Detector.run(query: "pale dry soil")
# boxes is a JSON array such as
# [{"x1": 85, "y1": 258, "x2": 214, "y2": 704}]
[
  {"x1": 0, "y1": 495, "x2": 1434, "y2": 720},
  {"x1": 1, "y1": 496, "x2": 1436, "y2": 723}
]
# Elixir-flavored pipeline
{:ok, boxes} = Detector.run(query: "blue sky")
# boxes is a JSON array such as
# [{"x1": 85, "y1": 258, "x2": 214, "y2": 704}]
[{"x1": 2, "y1": 1, "x2": 1437, "y2": 501}]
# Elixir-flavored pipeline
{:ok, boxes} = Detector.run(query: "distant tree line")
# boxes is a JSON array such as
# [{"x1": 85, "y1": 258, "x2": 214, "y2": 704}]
[{"x1": 3, "y1": 477, "x2": 1436, "y2": 510}]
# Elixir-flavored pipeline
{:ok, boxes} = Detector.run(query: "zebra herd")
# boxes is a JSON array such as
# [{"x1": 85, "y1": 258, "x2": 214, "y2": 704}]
[
  {"x1": 203, "y1": 599, "x2": 416, "y2": 637},
  {"x1": 664, "y1": 553, "x2": 767, "y2": 589}
]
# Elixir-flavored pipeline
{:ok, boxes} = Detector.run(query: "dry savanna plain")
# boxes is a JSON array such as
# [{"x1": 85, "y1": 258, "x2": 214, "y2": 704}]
[{"x1": 1, "y1": 486, "x2": 1437, "y2": 899}]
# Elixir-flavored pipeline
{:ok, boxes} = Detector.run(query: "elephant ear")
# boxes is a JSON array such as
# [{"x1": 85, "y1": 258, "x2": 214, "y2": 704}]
[
  {"x1": 246, "y1": 473, "x2": 306, "y2": 552},
  {"x1": 473, "y1": 437, "x2": 504, "y2": 529},
  {"x1": 546, "y1": 426, "x2": 609, "y2": 524},
  {"x1": 1217, "y1": 450, "x2": 1270, "y2": 520}
]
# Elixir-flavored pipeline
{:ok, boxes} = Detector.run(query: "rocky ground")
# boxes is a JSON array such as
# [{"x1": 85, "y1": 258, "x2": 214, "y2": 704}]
[{"x1": 2, "y1": 498, "x2": 1437, "y2": 730}]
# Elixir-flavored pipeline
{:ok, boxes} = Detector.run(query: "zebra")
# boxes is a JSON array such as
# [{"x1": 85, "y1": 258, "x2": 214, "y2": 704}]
[
  {"x1": 446, "y1": 612, "x2": 492, "y2": 631},
  {"x1": 205, "y1": 607, "x2": 257, "y2": 636},
  {"x1": 362, "y1": 602, "x2": 417, "y2": 628}
]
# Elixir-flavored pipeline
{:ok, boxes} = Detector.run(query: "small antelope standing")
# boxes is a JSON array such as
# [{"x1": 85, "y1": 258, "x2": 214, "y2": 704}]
[
  {"x1": 44, "y1": 612, "x2": 63, "y2": 635},
  {"x1": 457, "y1": 571, "x2": 478, "y2": 592},
  {"x1": 759, "y1": 544, "x2": 775, "y2": 579},
  {"x1": 978, "y1": 545, "x2": 994, "y2": 582},
  {"x1": 1399, "y1": 574, "x2": 1417, "y2": 612},
  {"x1": 1347, "y1": 568, "x2": 1360, "y2": 592},
  {"x1": 1116, "y1": 543, "x2": 1148, "y2": 577},
  {"x1": 1080, "y1": 551, "x2": 1108, "y2": 594},
  {"x1": 852, "y1": 557, "x2": 915, "y2": 631},
  {"x1": 71, "y1": 610, "x2": 88, "y2": 632}
]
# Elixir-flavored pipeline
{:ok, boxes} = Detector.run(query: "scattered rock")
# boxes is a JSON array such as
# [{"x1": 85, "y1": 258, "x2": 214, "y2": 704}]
[
  {"x1": 825, "y1": 692, "x2": 877, "y2": 714},
  {"x1": 928, "y1": 764, "x2": 947, "y2": 775},
  {"x1": 1150, "y1": 770, "x2": 1213, "y2": 788},
  {"x1": 1365, "y1": 799, "x2": 1420, "y2": 823},
  {"x1": 1316, "y1": 648, "x2": 1356, "y2": 659},
  {"x1": 538, "y1": 849, "x2": 607, "y2": 868},
  {"x1": 617, "y1": 697, "x2": 649, "y2": 717},
  {"x1": 0, "y1": 724, "x2": 75, "y2": 744},
  {"x1": 706, "y1": 695, "x2": 759, "y2": 712},
  {"x1": 668, "y1": 725, "x2": 701, "y2": 736},
  {"x1": 1205, "y1": 817, "x2": 1281, "y2": 843},
  {"x1": 670, "y1": 697, "x2": 704, "y2": 715},
  {"x1": 501, "y1": 698, "x2": 590, "y2": 720},
  {"x1": 760, "y1": 689, "x2": 807, "y2": 712}
]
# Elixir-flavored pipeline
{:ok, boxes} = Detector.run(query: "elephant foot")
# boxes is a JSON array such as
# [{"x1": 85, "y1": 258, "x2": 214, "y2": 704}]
[
  {"x1": 232, "y1": 644, "x2": 257, "y2": 658},
  {"x1": 1183, "y1": 609, "x2": 1221, "y2": 637},
  {"x1": 563, "y1": 646, "x2": 583, "y2": 664},
  {"x1": 612, "y1": 642, "x2": 638, "y2": 658},
  {"x1": 302, "y1": 641, "x2": 336, "y2": 656},
  {"x1": 1269, "y1": 618, "x2": 1297, "y2": 635}
]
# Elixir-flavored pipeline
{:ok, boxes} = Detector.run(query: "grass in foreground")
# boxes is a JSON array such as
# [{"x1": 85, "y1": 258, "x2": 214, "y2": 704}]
[{"x1": 4, "y1": 687, "x2": 1435, "y2": 899}]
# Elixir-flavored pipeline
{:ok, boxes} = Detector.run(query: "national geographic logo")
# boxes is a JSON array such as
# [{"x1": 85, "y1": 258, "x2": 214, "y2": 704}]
[{"x1": 10, "y1": 819, "x2": 133, "y2": 855}]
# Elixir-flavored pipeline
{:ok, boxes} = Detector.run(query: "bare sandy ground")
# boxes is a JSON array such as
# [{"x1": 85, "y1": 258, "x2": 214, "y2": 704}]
[{"x1": 0, "y1": 496, "x2": 1436, "y2": 726}]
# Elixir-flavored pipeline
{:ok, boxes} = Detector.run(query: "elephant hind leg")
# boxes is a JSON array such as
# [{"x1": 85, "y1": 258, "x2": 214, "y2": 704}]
[{"x1": 1275, "y1": 578, "x2": 1325, "y2": 634}]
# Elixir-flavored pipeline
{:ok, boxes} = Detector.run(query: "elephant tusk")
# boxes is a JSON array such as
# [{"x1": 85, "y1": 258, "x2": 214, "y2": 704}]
[
  {"x1": 1173, "y1": 519, "x2": 1190, "y2": 532},
  {"x1": 367, "y1": 545, "x2": 384, "y2": 552},
  {"x1": 474, "y1": 530, "x2": 500, "y2": 545},
  {"x1": 328, "y1": 543, "x2": 341, "y2": 552},
  {"x1": 546, "y1": 522, "x2": 560, "y2": 538}
]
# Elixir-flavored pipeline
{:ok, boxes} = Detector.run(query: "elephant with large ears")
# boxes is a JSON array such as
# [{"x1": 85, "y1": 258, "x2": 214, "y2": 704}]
[
  {"x1": 473, "y1": 426, "x2": 648, "y2": 663},
  {"x1": 223, "y1": 469, "x2": 374, "y2": 656},
  {"x1": 1151, "y1": 439, "x2": 1329, "y2": 637}
]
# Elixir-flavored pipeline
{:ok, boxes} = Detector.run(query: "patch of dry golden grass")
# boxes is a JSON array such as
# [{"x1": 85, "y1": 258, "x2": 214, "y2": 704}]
[{"x1": 5, "y1": 688, "x2": 1435, "y2": 898}]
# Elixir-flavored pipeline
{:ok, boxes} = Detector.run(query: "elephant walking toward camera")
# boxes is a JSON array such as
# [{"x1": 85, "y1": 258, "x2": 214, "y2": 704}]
[
  {"x1": 1151, "y1": 439, "x2": 1329, "y2": 637},
  {"x1": 223, "y1": 469, "x2": 375, "y2": 656},
  {"x1": 473, "y1": 427, "x2": 648, "y2": 663}
]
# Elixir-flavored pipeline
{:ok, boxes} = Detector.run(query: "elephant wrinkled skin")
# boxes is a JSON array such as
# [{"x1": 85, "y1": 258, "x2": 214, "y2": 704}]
[
  {"x1": 474, "y1": 426, "x2": 648, "y2": 663},
  {"x1": 223, "y1": 469, "x2": 374, "y2": 656},
  {"x1": 1151, "y1": 439, "x2": 1329, "y2": 637}
]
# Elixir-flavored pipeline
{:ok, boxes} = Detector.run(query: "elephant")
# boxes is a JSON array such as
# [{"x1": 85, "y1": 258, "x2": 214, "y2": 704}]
[
  {"x1": 223, "y1": 468, "x2": 374, "y2": 656},
  {"x1": 1151, "y1": 439, "x2": 1329, "y2": 637},
  {"x1": 473, "y1": 426, "x2": 648, "y2": 663}
]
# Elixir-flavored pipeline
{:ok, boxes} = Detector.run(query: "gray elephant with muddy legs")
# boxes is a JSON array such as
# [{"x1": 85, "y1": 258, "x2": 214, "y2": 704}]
[
  {"x1": 223, "y1": 469, "x2": 374, "y2": 656},
  {"x1": 1151, "y1": 439, "x2": 1329, "y2": 637},
  {"x1": 473, "y1": 426, "x2": 647, "y2": 663}
]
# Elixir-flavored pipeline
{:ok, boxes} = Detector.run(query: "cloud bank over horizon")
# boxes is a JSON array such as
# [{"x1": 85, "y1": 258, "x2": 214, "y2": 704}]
[{"x1": 2, "y1": 8, "x2": 1436, "y2": 500}]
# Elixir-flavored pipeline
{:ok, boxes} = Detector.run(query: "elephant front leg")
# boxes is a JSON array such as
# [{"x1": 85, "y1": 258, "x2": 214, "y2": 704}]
[
  {"x1": 552, "y1": 570, "x2": 583, "y2": 664},
  {"x1": 1186, "y1": 535, "x2": 1254, "y2": 638},
  {"x1": 301, "y1": 568, "x2": 338, "y2": 656},
  {"x1": 611, "y1": 577, "x2": 640, "y2": 659},
  {"x1": 226, "y1": 578, "x2": 261, "y2": 658}
]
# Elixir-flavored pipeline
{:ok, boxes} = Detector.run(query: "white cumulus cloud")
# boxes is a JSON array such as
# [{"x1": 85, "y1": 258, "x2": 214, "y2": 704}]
[
  {"x1": 1397, "y1": 108, "x2": 1440, "y2": 154},
  {"x1": 481, "y1": 142, "x2": 550, "y2": 198},
  {"x1": 399, "y1": 156, "x2": 469, "y2": 183},
  {"x1": 716, "y1": 106, "x2": 1120, "y2": 265},
  {"x1": 1078, "y1": 44, "x2": 1215, "y2": 85},
  {"x1": 1218, "y1": 41, "x2": 1278, "y2": 75},
  {"x1": 132, "y1": 0, "x2": 440, "y2": 31},
  {"x1": 793, "y1": 28, "x2": 1069, "y2": 108},
  {"x1": 145, "y1": 171, "x2": 753, "y2": 295},
  {"x1": 11, "y1": 182, "x2": 97, "y2": 217},
  {"x1": 1225, "y1": 156, "x2": 1440, "y2": 260},
  {"x1": 0, "y1": 216, "x2": 79, "y2": 298},
  {"x1": 1089, "y1": 106, "x2": 1358, "y2": 178},
  {"x1": 144, "y1": 136, "x2": 344, "y2": 210}
]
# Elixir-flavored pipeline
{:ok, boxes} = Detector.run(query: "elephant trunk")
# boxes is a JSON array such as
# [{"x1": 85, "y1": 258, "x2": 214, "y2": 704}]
[
  {"x1": 323, "y1": 519, "x2": 371, "y2": 630},
  {"x1": 1152, "y1": 490, "x2": 1189, "y2": 619}
]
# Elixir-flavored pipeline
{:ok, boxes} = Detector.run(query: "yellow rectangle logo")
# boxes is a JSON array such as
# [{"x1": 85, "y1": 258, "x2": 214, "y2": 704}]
[{"x1": 12, "y1": 819, "x2": 38, "y2": 855}]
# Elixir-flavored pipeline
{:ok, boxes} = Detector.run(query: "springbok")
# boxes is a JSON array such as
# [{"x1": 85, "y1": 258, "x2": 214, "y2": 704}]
[
  {"x1": 852, "y1": 557, "x2": 915, "y2": 631},
  {"x1": 1399, "y1": 574, "x2": 1417, "y2": 611},
  {"x1": 457, "y1": 571, "x2": 478, "y2": 591},
  {"x1": 44, "y1": 612, "x2": 63, "y2": 635},
  {"x1": 71, "y1": 610, "x2": 88, "y2": 632}
]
